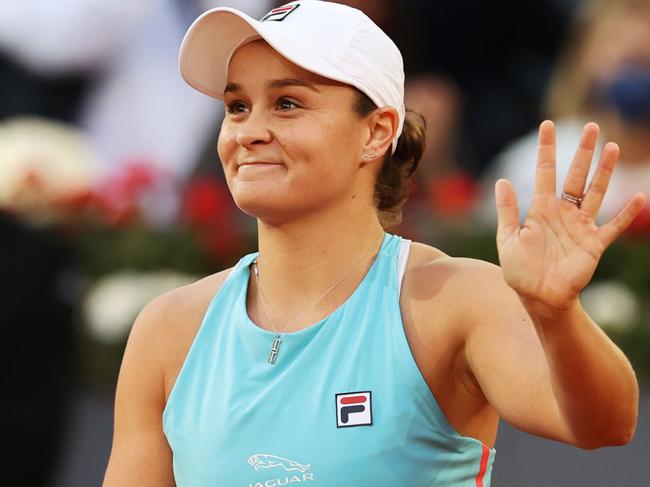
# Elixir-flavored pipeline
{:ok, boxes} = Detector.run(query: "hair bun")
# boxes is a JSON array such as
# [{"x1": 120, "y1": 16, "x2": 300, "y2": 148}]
[{"x1": 375, "y1": 109, "x2": 426, "y2": 227}]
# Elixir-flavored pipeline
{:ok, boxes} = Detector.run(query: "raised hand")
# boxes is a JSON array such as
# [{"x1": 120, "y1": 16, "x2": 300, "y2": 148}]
[{"x1": 495, "y1": 120, "x2": 646, "y2": 312}]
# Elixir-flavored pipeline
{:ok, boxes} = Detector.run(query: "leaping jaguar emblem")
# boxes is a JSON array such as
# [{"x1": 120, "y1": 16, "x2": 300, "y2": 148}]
[{"x1": 248, "y1": 454, "x2": 311, "y2": 473}]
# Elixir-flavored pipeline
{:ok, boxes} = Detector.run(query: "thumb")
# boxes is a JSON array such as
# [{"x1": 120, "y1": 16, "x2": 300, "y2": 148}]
[{"x1": 495, "y1": 178, "x2": 520, "y2": 246}]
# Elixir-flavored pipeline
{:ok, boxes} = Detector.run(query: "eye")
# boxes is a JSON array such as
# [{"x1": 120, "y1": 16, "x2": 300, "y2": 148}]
[
  {"x1": 226, "y1": 101, "x2": 249, "y2": 115},
  {"x1": 276, "y1": 97, "x2": 299, "y2": 111}
]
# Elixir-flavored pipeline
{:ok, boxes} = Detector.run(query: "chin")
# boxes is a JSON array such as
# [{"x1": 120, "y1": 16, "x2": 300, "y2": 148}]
[
  {"x1": 233, "y1": 188, "x2": 328, "y2": 226},
  {"x1": 232, "y1": 189, "x2": 295, "y2": 221}
]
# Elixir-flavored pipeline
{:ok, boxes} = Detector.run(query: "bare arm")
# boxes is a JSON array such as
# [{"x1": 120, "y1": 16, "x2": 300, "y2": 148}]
[
  {"x1": 103, "y1": 270, "x2": 231, "y2": 485},
  {"x1": 464, "y1": 120, "x2": 644, "y2": 449},
  {"x1": 103, "y1": 296, "x2": 176, "y2": 486},
  {"x1": 464, "y1": 264, "x2": 637, "y2": 449},
  {"x1": 524, "y1": 297, "x2": 637, "y2": 448}
]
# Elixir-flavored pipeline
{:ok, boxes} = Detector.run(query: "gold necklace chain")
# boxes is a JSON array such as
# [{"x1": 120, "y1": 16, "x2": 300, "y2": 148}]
[{"x1": 252, "y1": 232, "x2": 385, "y2": 364}]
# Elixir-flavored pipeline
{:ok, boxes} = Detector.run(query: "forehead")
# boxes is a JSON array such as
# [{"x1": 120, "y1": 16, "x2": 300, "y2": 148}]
[{"x1": 226, "y1": 40, "x2": 349, "y2": 90}]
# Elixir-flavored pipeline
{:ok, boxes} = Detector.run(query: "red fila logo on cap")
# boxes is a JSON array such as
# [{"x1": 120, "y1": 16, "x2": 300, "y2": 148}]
[
  {"x1": 261, "y1": 4, "x2": 301, "y2": 22},
  {"x1": 335, "y1": 391, "x2": 372, "y2": 428}
]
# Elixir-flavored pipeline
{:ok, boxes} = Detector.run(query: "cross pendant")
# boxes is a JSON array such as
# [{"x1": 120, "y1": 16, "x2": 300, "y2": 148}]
[{"x1": 268, "y1": 335, "x2": 282, "y2": 364}]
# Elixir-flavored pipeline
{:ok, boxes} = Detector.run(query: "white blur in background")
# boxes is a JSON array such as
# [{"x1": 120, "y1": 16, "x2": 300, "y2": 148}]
[{"x1": 0, "y1": 0, "x2": 273, "y2": 224}]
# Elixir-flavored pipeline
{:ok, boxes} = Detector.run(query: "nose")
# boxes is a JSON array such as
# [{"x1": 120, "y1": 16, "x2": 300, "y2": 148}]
[{"x1": 234, "y1": 110, "x2": 273, "y2": 148}]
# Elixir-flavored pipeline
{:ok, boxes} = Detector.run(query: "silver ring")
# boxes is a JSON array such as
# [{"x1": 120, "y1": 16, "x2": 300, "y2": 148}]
[{"x1": 561, "y1": 191, "x2": 583, "y2": 207}]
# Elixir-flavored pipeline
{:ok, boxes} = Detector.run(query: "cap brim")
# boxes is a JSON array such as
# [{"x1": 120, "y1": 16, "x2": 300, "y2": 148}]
[
  {"x1": 179, "y1": 8, "x2": 262, "y2": 100},
  {"x1": 179, "y1": 7, "x2": 355, "y2": 101}
]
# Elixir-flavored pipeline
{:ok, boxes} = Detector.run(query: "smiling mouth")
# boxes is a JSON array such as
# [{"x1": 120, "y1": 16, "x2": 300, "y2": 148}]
[{"x1": 238, "y1": 162, "x2": 284, "y2": 167}]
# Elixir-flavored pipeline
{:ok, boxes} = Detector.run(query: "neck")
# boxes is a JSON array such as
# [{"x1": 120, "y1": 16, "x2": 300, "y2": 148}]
[{"x1": 249, "y1": 203, "x2": 385, "y2": 330}]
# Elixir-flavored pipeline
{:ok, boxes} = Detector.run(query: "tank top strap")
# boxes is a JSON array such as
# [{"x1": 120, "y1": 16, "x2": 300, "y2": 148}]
[
  {"x1": 370, "y1": 233, "x2": 411, "y2": 295},
  {"x1": 225, "y1": 252, "x2": 256, "y2": 282},
  {"x1": 203, "y1": 251, "x2": 257, "y2": 310},
  {"x1": 236, "y1": 252, "x2": 258, "y2": 273},
  {"x1": 397, "y1": 237, "x2": 412, "y2": 297}
]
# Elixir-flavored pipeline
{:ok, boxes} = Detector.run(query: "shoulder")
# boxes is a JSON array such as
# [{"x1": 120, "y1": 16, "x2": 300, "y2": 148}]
[
  {"x1": 139, "y1": 267, "x2": 234, "y2": 330},
  {"x1": 402, "y1": 241, "x2": 521, "y2": 328},
  {"x1": 123, "y1": 265, "x2": 238, "y2": 400},
  {"x1": 404, "y1": 241, "x2": 505, "y2": 295}
]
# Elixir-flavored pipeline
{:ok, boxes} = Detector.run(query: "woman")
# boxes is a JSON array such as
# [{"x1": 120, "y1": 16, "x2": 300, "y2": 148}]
[{"x1": 103, "y1": 2, "x2": 646, "y2": 486}]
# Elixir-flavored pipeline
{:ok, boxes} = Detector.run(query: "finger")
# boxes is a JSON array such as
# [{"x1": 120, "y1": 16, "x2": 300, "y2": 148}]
[
  {"x1": 562, "y1": 122, "x2": 599, "y2": 202},
  {"x1": 598, "y1": 193, "x2": 647, "y2": 247},
  {"x1": 534, "y1": 120, "x2": 557, "y2": 196},
  {"x1": 495, "y1": 178, "x2": 520, "y2": 246},
  {"x1": 581, "y1": 141, "x2": 619, "y2": 217}
]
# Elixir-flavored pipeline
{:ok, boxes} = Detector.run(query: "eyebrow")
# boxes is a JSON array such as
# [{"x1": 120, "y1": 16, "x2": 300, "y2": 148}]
[
  {"x1": 267, "y1": 78, "x2": 321, "y2": 92},
  {"x1": 223, "y1": 78, "x2": 321, "y2": 95},
  {"x1": 224, "y1": 82, "x2": 242, "y2": 94}
]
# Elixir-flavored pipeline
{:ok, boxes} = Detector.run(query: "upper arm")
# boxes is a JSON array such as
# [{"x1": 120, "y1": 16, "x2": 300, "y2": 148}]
[
  {"x1": 103, "y1": 296, "x2": 176, "y2": 487},
  {"x1": 103, "y1": 269, "x2": 233, "y2": 486},
  {"x1": 461, "y1": 261, "x2": 576, "y2": 445}
]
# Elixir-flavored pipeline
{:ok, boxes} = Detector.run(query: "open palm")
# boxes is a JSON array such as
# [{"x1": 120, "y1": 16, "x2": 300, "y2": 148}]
[{"x1": 495, "y1": 121, "x2": 646, "y2": 311}]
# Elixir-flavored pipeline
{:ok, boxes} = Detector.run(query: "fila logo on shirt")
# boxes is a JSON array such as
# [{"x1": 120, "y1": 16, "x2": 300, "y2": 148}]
[
  {"x1": 335, "y1": 391, "x2": 373, "y2": 428},
  {"x1": 261, "y1": 3, "x2": 301, "y2": 22}
]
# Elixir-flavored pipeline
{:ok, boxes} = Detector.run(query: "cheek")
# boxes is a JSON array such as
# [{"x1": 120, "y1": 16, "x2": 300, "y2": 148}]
[
  {"x1": 317, "y1": 123, "x2": 364, "y2": 178},
  {"x1": 291, "y1": 129, "x2": 362, "y2": 196},
  {"x1": 287, "y1": 129, "x2": 352, "y2": 181},
  {"x1": 295, "y1": 117, "x2": 362, "y2": 162},
  {"x1": 216, "y1": 123, "x2": 235, "y2": 163},
  {"x1": 328, "y1": 116, "x2": 364, "y2": 154},
  {"x1": 216, "y1": 124, "x2": 241, "y2": 200}
]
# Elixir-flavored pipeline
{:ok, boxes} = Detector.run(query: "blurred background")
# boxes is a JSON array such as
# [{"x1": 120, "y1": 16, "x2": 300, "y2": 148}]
[{"x1": 0, "y1": 0, "x2": 649, "y2": 485}]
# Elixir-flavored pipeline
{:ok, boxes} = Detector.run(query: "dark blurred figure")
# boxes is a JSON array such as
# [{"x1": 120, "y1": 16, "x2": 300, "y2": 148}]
[
  {"x1": 0, "y1": 52, "x2": 90, "y2": 123},
  {"x1": 335, "y1": 0, "x2": 573, "y2": 175},
  {"x1": 482, "y1": 0, "x2": 650, "y2": 231},
  {"x1": 0, "y1": 212, "x2": 76, "y2": 485}
]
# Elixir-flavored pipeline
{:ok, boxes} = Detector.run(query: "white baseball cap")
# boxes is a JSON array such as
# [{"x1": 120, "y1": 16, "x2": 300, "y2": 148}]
[{"x1": 179, "y1": 0, "x2": 405, "y2": 152}]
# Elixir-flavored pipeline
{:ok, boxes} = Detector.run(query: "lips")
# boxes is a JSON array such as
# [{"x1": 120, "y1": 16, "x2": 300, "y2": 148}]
[
  {"x1": 236, "y1": 162, "x2": 285, "y2": 178},
  {"x1": 238, "y1": 161, "x2": 283, "y2": 167}
]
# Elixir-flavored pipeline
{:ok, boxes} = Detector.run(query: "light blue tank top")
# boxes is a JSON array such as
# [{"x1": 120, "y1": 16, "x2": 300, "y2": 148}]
[{"x1": 163, "y1": 233, "x2": 495, "y2": 486}]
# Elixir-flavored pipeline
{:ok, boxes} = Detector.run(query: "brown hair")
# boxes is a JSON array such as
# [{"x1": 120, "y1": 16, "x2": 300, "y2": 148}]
[{"x1": 353, "y1": 90, "x2": 426, "y2": 228}]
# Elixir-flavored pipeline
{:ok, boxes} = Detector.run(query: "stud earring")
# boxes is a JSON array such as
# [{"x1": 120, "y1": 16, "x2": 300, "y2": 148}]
[{"x1": 363, "y1": 152, "x2": 377, "y2": 159}]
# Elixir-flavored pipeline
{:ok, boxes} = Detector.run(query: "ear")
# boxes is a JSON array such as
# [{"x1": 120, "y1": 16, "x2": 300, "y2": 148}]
[{"x1": 361, "y1": 107, "x2": 399, "y2": 162}]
